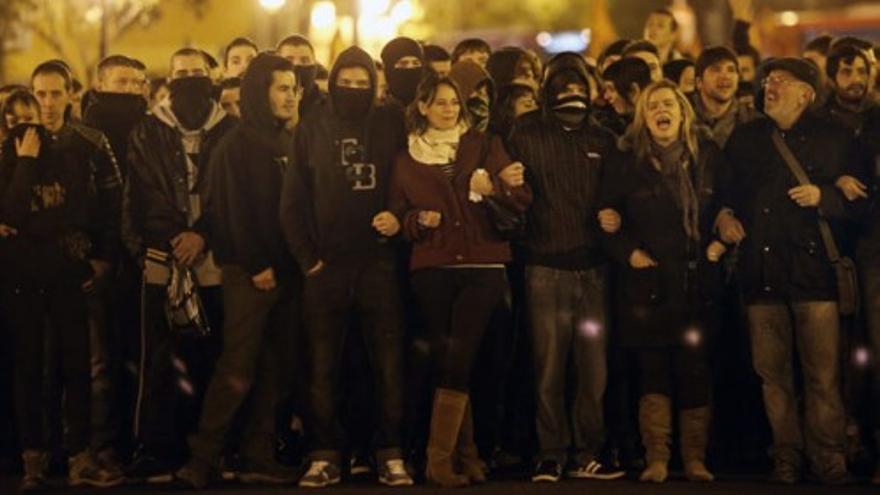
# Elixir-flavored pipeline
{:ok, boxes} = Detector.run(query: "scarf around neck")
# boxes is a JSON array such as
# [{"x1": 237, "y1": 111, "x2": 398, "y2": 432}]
[
  {"x1": 408, "y1": 123, "x2": 469, "y2": 165},
  {"x1": 650, "y1": 139, "x2": 700, "y2": 241}
]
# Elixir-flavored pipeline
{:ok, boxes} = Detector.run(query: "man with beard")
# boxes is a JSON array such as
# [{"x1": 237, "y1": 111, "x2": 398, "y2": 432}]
[
  {"x1": 176, "y1": 53, "x2": 301, "y2": 489},
  {"x1": 276, "y1": 34, "x2": 326, "y2": 120},
  {"x1": 821, "y1": 44, "x2": 875, "y2": 135},
  {"x1": 2, "y1": 60, "x2": 124, "y2": 490},
  {"x1": 123, "y1": 47, "x2": 236, "y2": 482},
  {"x1": 81, "y1": 53, "x2": 150, "y2": 471},
  {"x1": 508, "y1": 52, "x2": 624, "y2": 483},
  {"x1": 716, "y1": 58, "x2": 859, "y2": 485},
  {"x1": 381, "y1": 37, "x2": 426, "y2": 108},
  {"x1": 690, "y1": 46, "x2": 756, "y2": 147},
  {"x1": 281, "y1": 46, "x2": 411, "y2": 489}
]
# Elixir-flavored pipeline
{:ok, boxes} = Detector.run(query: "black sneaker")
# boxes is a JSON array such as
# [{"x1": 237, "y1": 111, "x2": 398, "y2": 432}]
[
  {"x1": 126, "y1": 451, "x2": 174, "y2": 484},
  {"x1": 238, "y1": 458, "x2": 298, "y2": 485},
  {"x1": 299, "y1": 460, "x2": 341, "y2": 488},
  {"x1": 68, "y1": 451, "x2": 125, "y2": 488},
  {"x1": 567, "y1": 458, "x2": 626, "y2": 480},
  {"x1": 378, "y1": 458, "x2": 413, "y2": 487},
  {"x1": 175, "y1": 458, "x2": 213, "y2": 490},
  {"x1": 531, "y1": 460, "x2": 562, "y2": 483}
]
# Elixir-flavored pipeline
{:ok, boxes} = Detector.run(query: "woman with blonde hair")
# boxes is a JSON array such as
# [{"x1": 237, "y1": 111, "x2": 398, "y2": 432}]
[
  {"x1": 388, "y1": 72, "x2": 531, "y2": 487},
  {"x1": 598, "y1": 79, "x2": 729, "y2": 484}
]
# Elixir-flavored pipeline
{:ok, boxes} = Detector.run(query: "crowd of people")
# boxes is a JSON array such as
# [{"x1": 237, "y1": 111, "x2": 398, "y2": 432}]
[{"x1": 1, "y1": 0, "x2": 880, "y2": 491}]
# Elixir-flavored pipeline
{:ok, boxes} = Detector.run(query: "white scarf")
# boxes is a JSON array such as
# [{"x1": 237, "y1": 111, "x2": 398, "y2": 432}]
[{"x1": 408, "y1": 123, "x2": 469, "y2": 165}]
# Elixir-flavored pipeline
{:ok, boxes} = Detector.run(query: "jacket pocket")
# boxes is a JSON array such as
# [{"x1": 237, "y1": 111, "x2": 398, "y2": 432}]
[{"x1": 789, "y1": 234, "x2": 834, "y2": 291}]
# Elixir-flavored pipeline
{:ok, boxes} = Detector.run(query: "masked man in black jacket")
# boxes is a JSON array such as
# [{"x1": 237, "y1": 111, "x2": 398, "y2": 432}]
[
  {"x1": 123, "y1": 47, "x2": 236, "y2": 481},
  {"x1": 281, "y1": 46, "x2": 412, "y2": 489},
  {"x1": 717, "y1": 58, "x2": 861, "y2": 485},
  {"x1": 0, "y1": 61, "x2": 124, "y2": 491},
  {"x1": 175, "y1": 53, "x2": 301, "y2": 489}
]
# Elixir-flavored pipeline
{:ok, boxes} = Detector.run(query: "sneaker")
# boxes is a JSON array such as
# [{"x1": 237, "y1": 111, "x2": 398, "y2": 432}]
[
  {"x1": 20, "y1": 450, "x2": 48, "y2": 492},
  {"x1": 299, "y1": 460, "x2": 341, "y2": 488},
  {"x1": 531, "y1": 460, "x2": 562, "y2": 483},
  {"x1": 378, "y1": 459, "x2": 414, "y2": 487},
  {"x1": 175, "y1": 458, "x2": 213, "y2": 490},
  {"x1": 349, "y1": 453, "x2": 373, "y2": 476},
  {"x1": 126, "y1": 450, "x2": 174, "y2": 484},
  {"x1": 68, "y1": 450, "x2": 125, "y2": 488},
  {"x1": 238, "y1": 458, "x2": 298, "y2": 485},
  {"x1": 567, "y1": 458, "x2": 626, "y2": 480}
]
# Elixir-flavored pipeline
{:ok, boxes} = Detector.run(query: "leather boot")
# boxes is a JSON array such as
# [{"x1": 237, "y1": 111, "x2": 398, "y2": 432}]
[
  {"x1": 456, "y1": 401, "x2": 487, "y2": 483},
  {"x1": 638, "y1": 394, "x2": 671, "y2": 483},
  {"x1": 680, "y1": 407, "x2": 714, "y2": 482},
  {"x1": 426, "y1": 388, "x2": 469, "y2": 487}
]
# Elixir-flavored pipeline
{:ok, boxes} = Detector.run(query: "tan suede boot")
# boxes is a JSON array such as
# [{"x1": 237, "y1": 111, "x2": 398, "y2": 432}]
[
  {"x1": 456, "y1": 401, "x2": 488, "y2": 483},
  {"x1": 638, "y1": 394, "x2": 671, "y2": 483},
  {"x1": 680, "y1": 407, "x2": 715, "y2": 482},
  {"x1": 425, "y1": 388, "x2": 470, "y2": 487}
]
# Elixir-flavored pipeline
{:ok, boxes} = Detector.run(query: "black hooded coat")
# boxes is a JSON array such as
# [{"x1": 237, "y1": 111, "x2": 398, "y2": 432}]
[
  {"x1": 208, "y1": 53, "x2": 299, "y2": 279},
  {"x1": 280, "y1": 46, "x2": 407, "y2": 274}
]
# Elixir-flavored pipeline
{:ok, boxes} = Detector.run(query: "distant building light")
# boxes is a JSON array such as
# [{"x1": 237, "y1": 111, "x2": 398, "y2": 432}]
[
  {"x1": 311, "y1": 1, "x2": 337, "y2": 30},
  {"x1": 390, "y1": 0, "x2": 414, "y2": 24},
  {"x1": 260, "y1": 0, "x2": 286, "y2": 12},
  {"x1": 780, "y1": 11, "x2": 799, "y2": 27},
  {"x1": 536, "y1": 32, "x2": 552, "y2": 48}
]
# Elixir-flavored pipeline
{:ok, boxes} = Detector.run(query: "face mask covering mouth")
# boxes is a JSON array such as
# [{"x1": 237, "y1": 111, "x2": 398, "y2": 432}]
[
  {"x1": 467, "y1": 95, "x2": 490, "y2": 132},
  {"x1": 294, "y1": 65, "x2": 318, "y2": 93},
  {"x1": 169, "y1": 76, "x2": 215, "y2": 130},
  {"x1": 552, "y1": 94, "x2": 589, "y2": 128},
  {"x1": 86, "y1": 92, "x2": 147, "y2": 133},
  {"x1": 332, "y1": 87, "x2": 374, "y2": 120},
  {"x1": 387, "y1": 67, "x2": 423, "y2": 105}
]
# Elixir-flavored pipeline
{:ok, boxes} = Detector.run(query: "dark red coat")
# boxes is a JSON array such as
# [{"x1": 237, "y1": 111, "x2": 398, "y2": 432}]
[{"x1": 389, "y1": 129, "x2": 532, "y2": 271}]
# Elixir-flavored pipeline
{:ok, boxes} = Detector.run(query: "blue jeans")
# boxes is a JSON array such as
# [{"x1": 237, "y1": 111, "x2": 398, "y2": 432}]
[
  {"x1": 747, "y1": 301, "x2": 846, "y2": 470},
  {"x1": 526, "y1": 265, "x2": 608, "y2": 465}
]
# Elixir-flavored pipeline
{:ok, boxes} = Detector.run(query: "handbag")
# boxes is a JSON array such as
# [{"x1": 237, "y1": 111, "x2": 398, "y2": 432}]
[
  {"x1": 146, "y1": 248, "x2": 212, "y2": 338},
  {"x1": 770, "y1": 130, "x2": 860, "y2": 316}
]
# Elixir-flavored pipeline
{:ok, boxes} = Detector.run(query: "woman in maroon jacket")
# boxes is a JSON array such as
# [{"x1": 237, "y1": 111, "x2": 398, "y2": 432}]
[{"x1": 388, "y1": 73, "x2": 531, "y2": 487}]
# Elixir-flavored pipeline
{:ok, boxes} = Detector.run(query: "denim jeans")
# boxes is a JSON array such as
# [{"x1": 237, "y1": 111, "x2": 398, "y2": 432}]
[
  {"x1": 747, "y1": 301, "x2": 846, "y2": 469},
  {"x1": 526, "y1": 265, "x2": 608, "y2": 465},
  {"x1": 860, "y1": 250, "x2": 880, "y2": 437},
  {"x1": 189, "y1": 265, "x2": 296, "y2": 464},
  {"x1": 303, "y1": 259, "x2": 405, "y2": 464}
]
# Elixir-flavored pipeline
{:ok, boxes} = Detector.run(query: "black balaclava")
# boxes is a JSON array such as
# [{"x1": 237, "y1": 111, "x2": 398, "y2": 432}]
[
  {"x1": 240, "y1": 53, "x2": 295, "y2": 154},
  {"x1": 547, "y1": 70, "x2": 589, "y2": 128},
  {"x1": 83, "y1": 92, "x2": 147, "y2": 177},
  {"x1": 169, "y1": 76, "x2": 215, "y2": 129},
  {"x1": 380, "y1": 37, "x2": 425, "y2": 105},
  {"x1": 329, "y1": 46, "x2": 377, "y2": 122},
  {"x1": 295, "y1": 64, "x2": 318, "y2": 94}
]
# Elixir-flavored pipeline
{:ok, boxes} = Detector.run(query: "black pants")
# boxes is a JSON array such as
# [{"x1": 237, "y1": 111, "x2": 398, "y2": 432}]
[
  {"x1": 3, "y1": 242, "x2": 92, "y2": 453},
  {"x1": 411, "y1": 267, "x2": 507, "y2": 392},
  {"x1": 304, "y1": 259, "x2": 405, "y2": 464},
  {"x1": 637, "y1": 345, "x2": 710, "y2": 409},
  {"x1": 135, "y1": 282, "x2": 222, "y2": 462},
  {"x1": 188, "y1": 265, "x2": 297, "y2": 464}
]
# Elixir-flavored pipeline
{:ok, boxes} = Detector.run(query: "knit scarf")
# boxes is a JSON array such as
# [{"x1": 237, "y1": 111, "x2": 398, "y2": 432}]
[
  {"x1": 650, "y1": 139, "x2": 700, "y2": 241},
  {"x1": 408, "y1": 123, "x2": 469, "y2": 165}
]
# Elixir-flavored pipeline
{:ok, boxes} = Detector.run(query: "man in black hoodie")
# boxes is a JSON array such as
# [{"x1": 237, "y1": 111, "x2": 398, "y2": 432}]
[
  {"x1": 281, "y1": 46, "x2": 412, "y2": 489},
  {"x1": 176, "y1": 53, "x2": 301, "y2": 489},
  {"x1": 380, "y1": 37, "x2": 425, "y2": 108},
  {"x1": 123, "y1": 47, "x2": 237, "y2": 480},
  {"x1": 508, "y1": 52, "x2": 623, "y2": 483}
]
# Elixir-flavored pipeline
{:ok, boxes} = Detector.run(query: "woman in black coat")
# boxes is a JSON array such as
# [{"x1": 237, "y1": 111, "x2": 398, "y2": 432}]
[{"x1": 598, "y1": 80, "x2": 728, "y2": 484}]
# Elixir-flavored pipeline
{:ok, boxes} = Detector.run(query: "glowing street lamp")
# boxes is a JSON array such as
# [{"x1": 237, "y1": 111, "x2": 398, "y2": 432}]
[
  {"x1": 311, "y1": 1, "x2": 337, "y2": 30},
  {"x1": 259, "y1": 0, "x2": 286, "y2": 12}
]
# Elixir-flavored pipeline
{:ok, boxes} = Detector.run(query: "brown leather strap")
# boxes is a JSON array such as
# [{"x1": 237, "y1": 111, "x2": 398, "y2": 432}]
[{"x1": 770, "y1": 129, "x2": 841, "y2": 263}]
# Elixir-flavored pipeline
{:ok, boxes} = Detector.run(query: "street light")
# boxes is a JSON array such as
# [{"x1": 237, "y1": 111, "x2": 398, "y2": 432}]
[{"x1": 259, "y1": 0, "x2": 286, "y2": 13}]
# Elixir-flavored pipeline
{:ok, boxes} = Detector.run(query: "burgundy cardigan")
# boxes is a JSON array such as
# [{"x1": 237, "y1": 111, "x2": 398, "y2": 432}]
[{"x1": 388, "y1": 129, "x2": 532, "y2": 271}]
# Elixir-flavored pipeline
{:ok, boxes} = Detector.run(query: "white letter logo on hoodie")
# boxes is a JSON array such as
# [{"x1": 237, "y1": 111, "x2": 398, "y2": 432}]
[{"x1": 341, "y1": 138, "x2": 376, "y2": 191}]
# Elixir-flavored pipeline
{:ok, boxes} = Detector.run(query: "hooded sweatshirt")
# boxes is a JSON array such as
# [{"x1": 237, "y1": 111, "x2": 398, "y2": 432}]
[
  {"x1": 209, "y1": 54, "x2": 298, "y2": 278},
  {"x1": 508, "y1": 52, "x2": 617, "y2": 269},
  {"x1": 281, "y1": 46, "x2": 407, "y2": 273}
]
